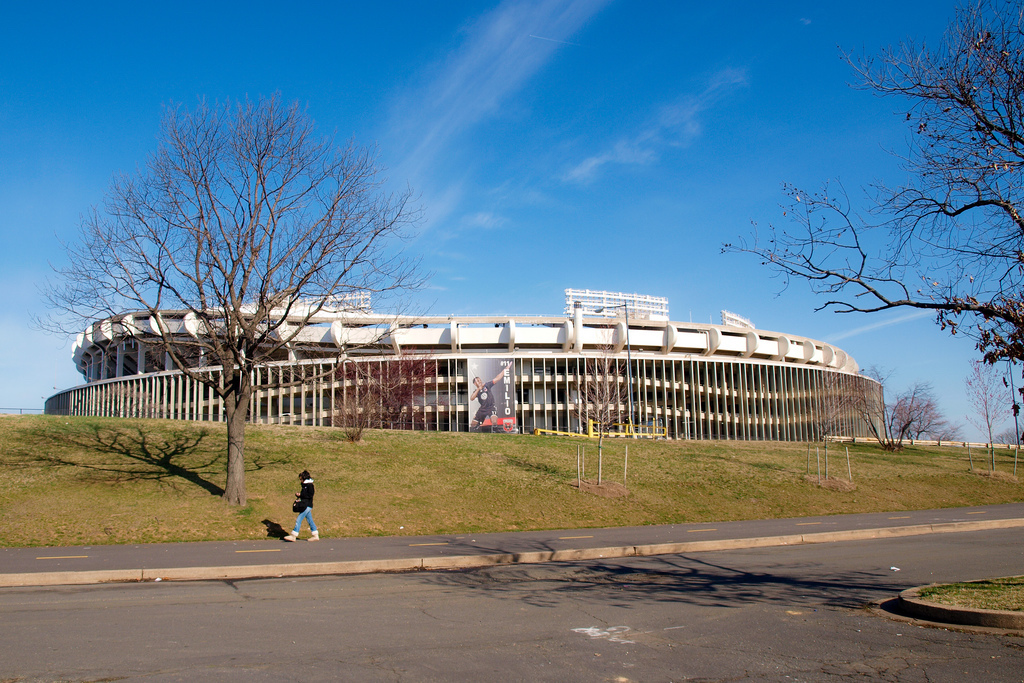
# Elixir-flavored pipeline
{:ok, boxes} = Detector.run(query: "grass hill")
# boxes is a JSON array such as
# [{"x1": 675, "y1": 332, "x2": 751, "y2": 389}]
[{"x1": 1, "y1": 415, "x2": 1020, "y2": 547}]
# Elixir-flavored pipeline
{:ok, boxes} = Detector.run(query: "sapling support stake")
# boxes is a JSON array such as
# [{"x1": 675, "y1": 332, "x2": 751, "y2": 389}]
[
  {"x1": 576, "y1": 444, "x2": 581, "y2": 489},
  {"x1": 846, "y1": 446, "x2": 852, "y2": 481},
  {"x1": 816, "y1": 446, "x2": 821, "y2": 485}
]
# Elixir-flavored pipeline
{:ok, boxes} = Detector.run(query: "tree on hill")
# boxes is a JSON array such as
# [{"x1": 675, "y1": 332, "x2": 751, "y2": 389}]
[
  {"x1": 575, "y1": 349, "x2": 629, "y2": 439},
  {"x1": 996, "y1": 426, "x2": 1020, "y2": 446},
  {"x1": 42, "y1": 95, "x2": 420, "y2": 505},
  {"x1": 334, "y1": 355, "x2": 437, "y2": 442},
  {"x1": 812, "y1": 371, "x2": 860, "y2": 467},
  {"x1": 965, "y1": 360, "x2": 1012, "y2": 468},
  {"x1": 855, "y1": 368, "x2": 943, "y2": 452},
  {"x1": 726, "y1": 1, "x2": 1024, "y2": 372},
  {"x1": 574, "y1": 341, "x2": 631, "y2": 483}
]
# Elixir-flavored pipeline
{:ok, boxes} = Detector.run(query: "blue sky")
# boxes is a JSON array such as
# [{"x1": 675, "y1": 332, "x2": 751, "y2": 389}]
[{"x1": 0, "y1": 1, "x2": 1008, "y2": 440}]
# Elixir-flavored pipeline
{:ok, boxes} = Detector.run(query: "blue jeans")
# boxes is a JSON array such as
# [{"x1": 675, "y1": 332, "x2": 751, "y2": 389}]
[{"x1": 293, "y1": 506, "x2": 316, "y2": 534}]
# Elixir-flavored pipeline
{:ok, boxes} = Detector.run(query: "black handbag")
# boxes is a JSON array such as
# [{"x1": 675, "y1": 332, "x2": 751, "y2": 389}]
[{"x1": 292, "y1": 499, "x2": 307, "y2": 513}]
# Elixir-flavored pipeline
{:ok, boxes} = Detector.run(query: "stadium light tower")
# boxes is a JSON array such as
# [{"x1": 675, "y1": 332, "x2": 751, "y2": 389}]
[{"x1": 595, "y1": 303, "x2": 635, "y2": 438}]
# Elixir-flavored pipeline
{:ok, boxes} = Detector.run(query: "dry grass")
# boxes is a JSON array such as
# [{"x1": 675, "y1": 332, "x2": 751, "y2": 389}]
[
  {"x1": 919, "y1": 577, "x2": 1024, "y2": 611},
  {"x1": 574, "y1": 480, "x2": 629, "y2": 497},
  {"x1": 0, "y1": 415, "x2": 1021, "y2": 547}
]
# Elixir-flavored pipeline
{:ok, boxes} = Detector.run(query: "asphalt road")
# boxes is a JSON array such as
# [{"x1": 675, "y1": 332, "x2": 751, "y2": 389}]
[
  {"x1": 2, "y1": 525, "x2": 1023, "y2": 681},
  {"x1": 3, "y1": 503, "x2": 1024, "y2": 584}
]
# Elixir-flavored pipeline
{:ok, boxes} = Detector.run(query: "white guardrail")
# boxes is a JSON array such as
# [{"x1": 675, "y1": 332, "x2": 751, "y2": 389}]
[{"x1": 829, "y1": 436, "x2": 1020, "y2": 450}]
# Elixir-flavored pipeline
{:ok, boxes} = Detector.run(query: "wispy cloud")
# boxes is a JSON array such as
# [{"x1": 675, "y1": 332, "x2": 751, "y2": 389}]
[
  {"x1": 564, "y1": 67, "x2": 748, "y2": 183},
  {"x1": 826, "y1": 310, "x2": 933, "y2": 342},
  {"x1": 529, "y1": 34, "x2": 581, "y2": 46},
  {"x1": 461, "y1": 211, "x2": 507, "y2": 230},
  {"x1": 390, "y1": 0, "x2": 612, "y2": 183}
]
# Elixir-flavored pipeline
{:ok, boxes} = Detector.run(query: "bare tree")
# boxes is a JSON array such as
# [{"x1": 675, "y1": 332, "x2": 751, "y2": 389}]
[
  {"x1": 965, "y1": 360, "x2": 1012, "y2": 468},
  {"x1": 995, "y1": 426, "x2": 1020, "y2": 446},
  {"x1": 333, "y1": 355, "x2": 437, "y2": 441},
  {"x1": 904, "y1": 389, "x2": 957, "y2": 441},
  {"x1": 812, "y1": 371, "x2": 861, "y2": 466},
  {"x1": 930, "y1": 420, "x2": 965, "y2": 442},
  {"x1": 333, "y1": 365, "x2": 377, "y2": 444},
  {"x1": 855, "y1": 368, "x2": 939, "y2": 452},
  {"x1": 42, "y1": 95, "x2": 419, "y2": 504},
  {"x1": 574, "y1": 344, "x2": 630, "y2": 482},
  {"x1": 575, "y1": 348, "x2": 629, "y2": 437},
  {"x1": 726, "y1": 1, "x2": 1024, "y2": 369}
]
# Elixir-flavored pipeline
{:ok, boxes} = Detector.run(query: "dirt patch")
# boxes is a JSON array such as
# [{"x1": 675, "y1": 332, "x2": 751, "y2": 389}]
[
  {"x1": 803, "y1": 475, "x2": 856, "y2": 492},
  {"x1": 573, "y1": 480, "x2": 629, "y2": 497}
]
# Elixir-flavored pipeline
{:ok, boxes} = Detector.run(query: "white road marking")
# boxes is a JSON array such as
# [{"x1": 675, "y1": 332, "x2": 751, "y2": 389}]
[{"x1": 572, "y1": 626, "x2": 635, "y2": 643}]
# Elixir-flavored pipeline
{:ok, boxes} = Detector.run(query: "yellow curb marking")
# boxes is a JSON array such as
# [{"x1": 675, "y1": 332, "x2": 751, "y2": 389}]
[
  {"x1": 687, "y1": 529, "x2": 717, "y2": 533},
  {"x1": 558, "y1": 535, "x2": 594, "y2": 540},
  {"x1": 967, "y1": 511, "x2": 987, "y2": 514},
  {"x1": 795, "y1": 522, "x2": 821, "y2": 526},
  {"x1": 235, "y1": 549, "x2": 282, "y2": 553},
  {"x1": 36, "y1": 556, "x2": 89, "y2": 560},
  {"x1": 410, "y1": 542, "x2": 449, "y2": 546},
  {"x1": 889, "y1": 516, "x2": 911, "y2": 519}
]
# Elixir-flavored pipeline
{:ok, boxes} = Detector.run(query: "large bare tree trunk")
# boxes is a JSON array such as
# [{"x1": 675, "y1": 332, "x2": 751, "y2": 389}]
[{"x1": 222, "y1": 377, "x2": 250, "y2": 506}]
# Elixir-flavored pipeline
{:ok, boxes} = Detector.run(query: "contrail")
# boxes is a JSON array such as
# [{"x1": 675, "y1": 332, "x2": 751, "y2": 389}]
[
  {"x1": 529, "y1": 34, "x2": 580, "y2": 46},
  {"x1": 827, "y1": 310, "x2": 933, "y2": 342}
]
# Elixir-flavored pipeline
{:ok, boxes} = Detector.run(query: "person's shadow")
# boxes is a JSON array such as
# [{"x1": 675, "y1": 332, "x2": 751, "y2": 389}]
[{"x1": 262, "y1": 519, "x2": 288, "y2": 539}]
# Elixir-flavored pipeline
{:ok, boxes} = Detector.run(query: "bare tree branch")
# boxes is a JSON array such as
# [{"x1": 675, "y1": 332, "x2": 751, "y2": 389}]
[
  {"x1": 40, "y1": 95, "x2": 422, "y2": 504},
  {"x1": 726, "y1": 1, "x2": 1024, "y2": 366}
]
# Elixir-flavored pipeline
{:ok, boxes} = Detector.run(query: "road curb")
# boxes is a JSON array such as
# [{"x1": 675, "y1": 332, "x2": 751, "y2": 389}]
[
  {"x1": 3, "y1": 517, "x2": 1023, "y2": 588},
  {"x1": 898, "y1": 582, "x2": 1024, "y2": 630}
]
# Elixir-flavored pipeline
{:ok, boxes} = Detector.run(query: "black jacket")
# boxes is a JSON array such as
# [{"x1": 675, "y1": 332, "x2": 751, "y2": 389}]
[{"x1": 298, "y1": 479, "x2": 315, "y2": 507}]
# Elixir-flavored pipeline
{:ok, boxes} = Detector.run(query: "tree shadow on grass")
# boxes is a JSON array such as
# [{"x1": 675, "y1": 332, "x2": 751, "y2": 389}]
[{"x1": 19, "y1": 423, "x2": 227, "y2": 496}]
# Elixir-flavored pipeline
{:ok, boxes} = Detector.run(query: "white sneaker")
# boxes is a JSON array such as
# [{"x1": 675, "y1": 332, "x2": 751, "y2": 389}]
[
  {"x1": 309, "y1": 530, "x2": 320, "y2": 542},
  {"x1": 284, "y1": 532, "x2": 298, "y2": 542}
]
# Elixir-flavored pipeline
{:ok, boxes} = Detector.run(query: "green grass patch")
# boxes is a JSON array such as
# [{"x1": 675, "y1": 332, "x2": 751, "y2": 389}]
[
  {"x1": 918, "y1": 577, "x2": 1024, "y2": 611},
  {"x1": 0, "y1": 415, "x2": 1021, "y2": 547}
]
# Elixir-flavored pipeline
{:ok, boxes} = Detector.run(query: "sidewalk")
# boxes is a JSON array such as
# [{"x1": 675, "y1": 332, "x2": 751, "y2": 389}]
[{"x1": 3, "y1": 503, "x2": 1023, "y2": 587}]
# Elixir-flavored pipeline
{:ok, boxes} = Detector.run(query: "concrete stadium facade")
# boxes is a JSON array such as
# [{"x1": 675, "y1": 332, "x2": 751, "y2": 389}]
[{"x1": 45, "y1": 308, "x2": 879, "y2": 440}]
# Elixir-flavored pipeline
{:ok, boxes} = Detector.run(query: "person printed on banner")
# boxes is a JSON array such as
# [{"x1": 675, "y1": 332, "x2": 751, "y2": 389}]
[{"x1": 470, "y1": 366, "x2": 507, "y2": 432}]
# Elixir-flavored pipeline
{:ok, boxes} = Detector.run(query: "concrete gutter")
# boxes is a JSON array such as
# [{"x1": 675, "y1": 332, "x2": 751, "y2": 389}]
[{"x1": 3, "y1": 517, "x2": 1022, "y2": 588}]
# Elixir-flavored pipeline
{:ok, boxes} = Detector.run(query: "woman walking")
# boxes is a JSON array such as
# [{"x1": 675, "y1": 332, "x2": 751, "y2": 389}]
[{"x1": 284, "y1": 470, "x2": 319, "y2": 541}]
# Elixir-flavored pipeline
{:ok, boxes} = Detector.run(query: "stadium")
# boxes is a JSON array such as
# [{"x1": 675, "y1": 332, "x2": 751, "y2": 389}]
[{"x1": 44, "y1": 290, "x2": 880, "y2": 441}]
